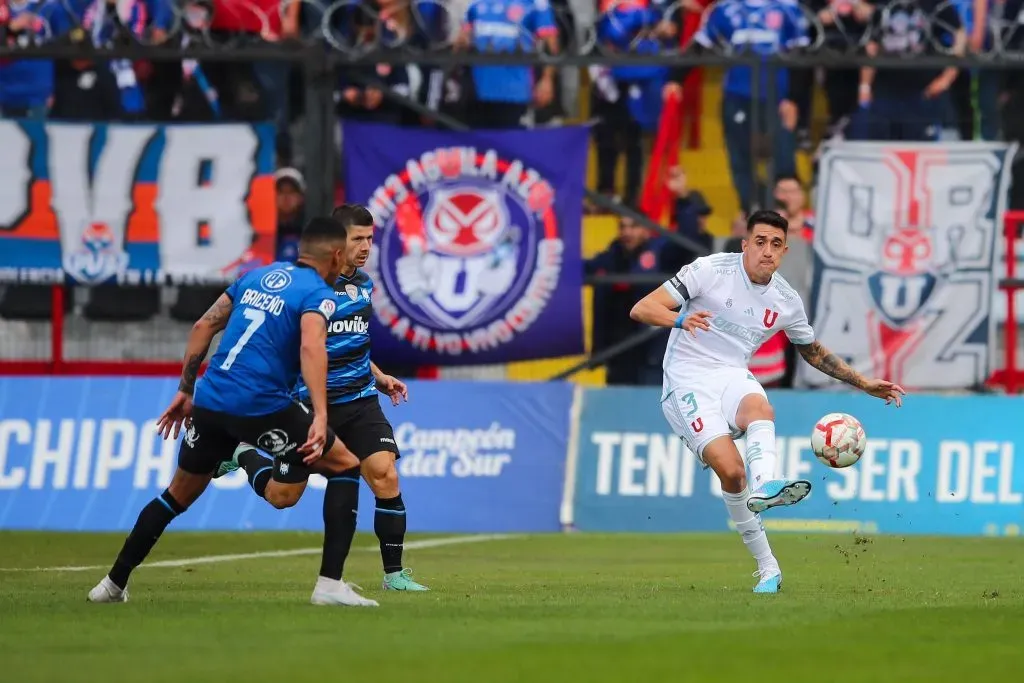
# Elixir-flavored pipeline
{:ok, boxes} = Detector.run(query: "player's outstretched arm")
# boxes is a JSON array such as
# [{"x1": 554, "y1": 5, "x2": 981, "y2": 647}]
[
  {"x1": 630, "y1": 286, "x2": 683, "y2": 328},
  {"x1": 370, "y1": 361, "x2": 408, "y2": 405},
  {"x1": 794, "y1": 340, "x2": 906, "y2": 407},
  {"x1": 157, "y1": 293, "x2": 234, "y2": 439},
  {"x1": 630, "y1": 286, "x2": 711, "y2": 337},
  {"x1": 180, "y1": 294, "x2": 233, "y2": 395}
]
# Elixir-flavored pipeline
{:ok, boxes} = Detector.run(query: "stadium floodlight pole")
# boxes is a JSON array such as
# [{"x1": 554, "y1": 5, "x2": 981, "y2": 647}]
[{"x1": 549, "y1": 327, "x2": 665, "y2": 381}]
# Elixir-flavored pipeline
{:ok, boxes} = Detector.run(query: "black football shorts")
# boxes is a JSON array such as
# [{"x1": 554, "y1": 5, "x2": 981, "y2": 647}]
[
  {"x1": 178, "y1": 402, "x2": 337, "y2": 483},
  {"x1": 325, "y1": 396, "x2": 400, "y2": 461}
]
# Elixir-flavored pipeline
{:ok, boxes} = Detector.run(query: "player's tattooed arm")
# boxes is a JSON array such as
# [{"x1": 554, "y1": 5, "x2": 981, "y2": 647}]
[
  {"x1": 178, "y1": 294, "x2": 233, "y2": 395},
  {"x1": 794, "y1": 341, "x2": 867, "y2": 390}
]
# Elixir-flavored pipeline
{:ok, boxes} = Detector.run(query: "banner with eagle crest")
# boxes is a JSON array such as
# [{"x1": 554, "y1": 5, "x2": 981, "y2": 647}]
[{"x1": 341, "y1": 121, "x2": 587, "y2": 365}]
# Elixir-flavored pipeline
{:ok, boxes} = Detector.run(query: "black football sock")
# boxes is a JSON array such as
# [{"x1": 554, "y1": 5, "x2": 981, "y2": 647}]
[
  {"x1": 237, "y1": 447, "x2": 273, "y2": 499},
  {"x1": 108, "y1": 489, "x2": 187, "y2": 589},
  {"x1": 374, "y1": 493, "x2": 406, "y2": 574},
  {"x1": 319, "y1": 468, "x2": 361, "y2": 581}
]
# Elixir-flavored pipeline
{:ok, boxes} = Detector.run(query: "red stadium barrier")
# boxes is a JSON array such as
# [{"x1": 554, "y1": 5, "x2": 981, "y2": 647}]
[{"x1": 986, "y1": 210, "x2": 1024, "y2": 393}]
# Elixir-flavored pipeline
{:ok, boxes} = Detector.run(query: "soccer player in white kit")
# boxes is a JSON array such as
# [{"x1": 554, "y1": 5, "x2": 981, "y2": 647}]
[{"x1": 630, "y1": 210, "x2": 905, "y2": 593}]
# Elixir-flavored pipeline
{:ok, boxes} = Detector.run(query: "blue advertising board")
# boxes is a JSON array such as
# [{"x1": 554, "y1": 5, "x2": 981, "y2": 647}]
[
  {"x1": 570, "y1": 386, "x2": 1024, "y2": 536},
  {"x1": 0, "y1": 378, "x2": 572, "y2": 533}
]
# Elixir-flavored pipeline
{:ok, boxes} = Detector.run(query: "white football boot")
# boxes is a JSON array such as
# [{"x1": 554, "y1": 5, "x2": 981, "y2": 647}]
[
  {"x1": 87, "y1": 576, "x2": 129, "y2": 603},
  {"x1": 310, "y1": 577, "x2": 379, "y2": 607}
]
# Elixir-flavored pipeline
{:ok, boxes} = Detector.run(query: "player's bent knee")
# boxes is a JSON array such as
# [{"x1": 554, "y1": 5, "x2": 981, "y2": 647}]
[
  {"x1": 362, "y1": 453, "x2": 399, "y2": 497},
  {"x1": 166, "y1": 469, "x2": 212, "y2": 508},
  {"x1": 737, "y1": 394, "x2": 774, "y2": 428},
  {"x1": 324, "y1": 439, "x2": 360, "y2": 472},
  {"x1": 264, "y1": 483, "x2": 302, "y2": 509},
  {"x1": 718, "y1": 464, "x2": 747, "y2": 492}
]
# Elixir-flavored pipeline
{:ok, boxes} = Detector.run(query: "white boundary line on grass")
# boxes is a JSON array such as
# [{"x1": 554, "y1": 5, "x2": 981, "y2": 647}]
[{"x1": 0, "y1": 533, "x2": 521, "y2": 573}]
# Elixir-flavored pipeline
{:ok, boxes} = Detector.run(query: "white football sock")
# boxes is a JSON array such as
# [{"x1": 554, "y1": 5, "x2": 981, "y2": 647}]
[
  {"x1": 722, "y1": 488, "x2": 775, "y2": 568},
  {"x1": 745, "y1": 419, "x2": 778, "y2": 490}
]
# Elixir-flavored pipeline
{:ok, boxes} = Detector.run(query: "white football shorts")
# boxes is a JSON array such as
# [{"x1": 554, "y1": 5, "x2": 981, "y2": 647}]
[{"x1": 660, "y1": 366, "x2": 768, "y2": 463}]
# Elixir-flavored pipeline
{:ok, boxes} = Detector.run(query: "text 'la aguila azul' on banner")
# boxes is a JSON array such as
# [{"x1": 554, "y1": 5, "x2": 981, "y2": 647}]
[
  {"x1": 341, "y1": 121, "x2": 587, "y2": 365},
  {"x1": 0, "y1": 121, "x2": 277, "y2": 286}
]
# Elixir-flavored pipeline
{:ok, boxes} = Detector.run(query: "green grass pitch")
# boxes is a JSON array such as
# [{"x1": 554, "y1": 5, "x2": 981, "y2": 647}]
[{"x1": 0, "y1": 531, "x2": 1021, "y2": 683}]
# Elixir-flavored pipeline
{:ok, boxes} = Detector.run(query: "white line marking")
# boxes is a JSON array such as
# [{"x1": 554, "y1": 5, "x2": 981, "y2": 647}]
[{"x1": 0, "y1": 533, "x2": 520, "y2": 573}]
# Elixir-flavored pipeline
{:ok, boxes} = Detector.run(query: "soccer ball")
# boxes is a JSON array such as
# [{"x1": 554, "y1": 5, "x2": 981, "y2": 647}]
[{"x1": 811, "y1": 412, "x2": 867, "y2": 468}]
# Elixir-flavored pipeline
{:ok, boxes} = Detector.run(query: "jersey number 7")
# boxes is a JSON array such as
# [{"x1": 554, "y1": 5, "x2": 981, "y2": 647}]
[{"x1": 221, "y1": 308, "x2": 266, "y2": 371}]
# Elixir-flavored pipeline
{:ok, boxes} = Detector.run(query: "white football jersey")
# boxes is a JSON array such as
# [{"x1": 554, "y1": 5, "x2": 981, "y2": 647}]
[{"x1": 660, "y1": 252, "x2": 815, "y2": 398}]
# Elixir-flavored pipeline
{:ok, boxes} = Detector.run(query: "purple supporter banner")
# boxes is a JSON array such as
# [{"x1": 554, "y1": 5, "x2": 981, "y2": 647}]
[{"x1": 342, "y1": 121, "x2": 586, "y2": 365}]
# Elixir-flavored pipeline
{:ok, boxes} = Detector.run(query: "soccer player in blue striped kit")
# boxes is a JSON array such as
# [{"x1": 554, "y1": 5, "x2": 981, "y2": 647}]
[
  {"x1": 226, "y1": 204, "x2": 430, "y2": 607},
  {"x1": 88, "y1": 216, "x2": 361, "y2": 603}
]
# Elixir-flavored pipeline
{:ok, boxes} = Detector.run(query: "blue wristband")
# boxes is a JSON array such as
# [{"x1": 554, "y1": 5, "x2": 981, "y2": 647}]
[{"x1": 673, "y1": 312, "x2": 687, "y2": 328}]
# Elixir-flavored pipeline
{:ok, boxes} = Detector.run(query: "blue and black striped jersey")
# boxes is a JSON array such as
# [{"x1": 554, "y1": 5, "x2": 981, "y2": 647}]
[{"x1": 293, "y1": 269, "x2": 376, "y2": 405}]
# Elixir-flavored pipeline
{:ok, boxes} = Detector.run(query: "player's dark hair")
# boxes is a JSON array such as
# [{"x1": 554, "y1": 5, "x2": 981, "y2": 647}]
[
  {"x1": 299, "y1": 216, "x2": 346, "y2": 248},
  {"x1": 331, "y1": 203, "x2": 375, "y2": 236},
  {"x1": 746, "y1": 209, "x2": 788, "y2": 236}
]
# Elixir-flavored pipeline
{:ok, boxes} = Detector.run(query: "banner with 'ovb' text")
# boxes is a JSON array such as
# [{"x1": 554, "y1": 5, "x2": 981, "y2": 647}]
[
  {"x1": 341, "y1": 121, "x2": 587, "y2": 365},
  {"x1": 803, "y1": 141, "x2": 1017, "y2": 390},
  {"x1": 0, "y1": 378, "x2": 571, "y2": 533},
  {"x1": 0, "y1": 121, "x2": 277, "y2": 286}
]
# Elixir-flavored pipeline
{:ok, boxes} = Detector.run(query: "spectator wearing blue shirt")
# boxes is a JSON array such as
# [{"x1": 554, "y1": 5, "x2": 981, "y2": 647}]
[
  {"x1": 0, "y1": 0, "x2": 57, "y2": 118},
  {"x1": 853, "y1": 0, "x2": 964, "y2": 141},
  {"x1": 692, "y1": 0, "x2": 808, "y2": 212},
  {"x1": 458, "y1": 0, "x2": 560, "y2": 128},
  {"x1": 591, "y1": 0, "x2": 672, "y2": 208}
]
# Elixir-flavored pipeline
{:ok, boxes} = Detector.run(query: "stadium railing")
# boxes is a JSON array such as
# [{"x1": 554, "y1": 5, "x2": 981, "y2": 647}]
[{"x1": 2, "y1": 0, "x2": 1024, "y2": 387}]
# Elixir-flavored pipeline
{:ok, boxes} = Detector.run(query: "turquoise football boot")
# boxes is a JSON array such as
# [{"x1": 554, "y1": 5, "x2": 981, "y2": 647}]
[
  {"x1": 382, "y1": 568, "x2": 430, "y2": 591},
  {"x1": 752, "y1": 567, "x2": 783, "y2": 594},
  {"x1": 747, "y1": 479, "x2": 811, "y2": 514}
]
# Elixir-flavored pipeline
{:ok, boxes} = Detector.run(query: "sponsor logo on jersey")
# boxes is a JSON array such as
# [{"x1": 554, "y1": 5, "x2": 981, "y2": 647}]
[
  {"x1": 364, "y1": 146, "x2": 563, "y2": 357},
  {"x1": 711, "y1": 316, "x2": 766, "y2": 345},
  {"x1": 328, "y1": 316, "x2": 369, "y2": 335},
  {"x1": 393, "y1": 422, "x2": 514, "y2": 477}
]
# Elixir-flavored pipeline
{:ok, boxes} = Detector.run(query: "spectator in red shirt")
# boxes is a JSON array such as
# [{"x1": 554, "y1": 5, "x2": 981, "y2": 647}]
[{"x1": 211, "y1": 0, "x2": 301, "y2": 163}]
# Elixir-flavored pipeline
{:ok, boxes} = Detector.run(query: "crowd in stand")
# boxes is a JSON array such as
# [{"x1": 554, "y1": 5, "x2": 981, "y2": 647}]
[{"x1": 3, "y1": 0, "x2": 1024, "y2": 380}]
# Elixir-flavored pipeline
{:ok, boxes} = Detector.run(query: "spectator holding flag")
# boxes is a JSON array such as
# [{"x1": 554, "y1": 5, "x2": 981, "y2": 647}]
[
  {"x1": 686, "y1": 0, "x2": 809, "y2": 212},
  {"x1": 590, "y1": 0, "x2": 672, "y2": 208}
]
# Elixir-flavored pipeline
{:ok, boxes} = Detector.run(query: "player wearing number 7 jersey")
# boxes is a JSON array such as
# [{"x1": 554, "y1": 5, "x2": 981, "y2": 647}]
[
  {"x1": 630, "y1": 210, "x2": 906, "y2": 594},
  {"x1": 88, "y1": 216, "x2": 361, "y2": 604}
]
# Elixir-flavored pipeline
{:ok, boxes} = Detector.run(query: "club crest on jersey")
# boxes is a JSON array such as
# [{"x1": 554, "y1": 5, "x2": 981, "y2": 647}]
[
  {"x1": 867, "y1": 227, "x2": 939, "y2": 328},
  {"x1": 363, "y1": 145, "x2": 564, "y2": 357},
  {"x1": 763, "y1": 309, "x2": 779, "y2": 328},
  {"x1": 345, "y1": 284, "x2": 359, "y2": 301},
  {"x1": 261, "y1": 269, "x2": 292, "y2": 292}
]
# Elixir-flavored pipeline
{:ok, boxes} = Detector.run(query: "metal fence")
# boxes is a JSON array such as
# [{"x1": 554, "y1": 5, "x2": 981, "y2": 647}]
[{"x1": 2, "y1": 0, "x2": 1024, "y2": 382}]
